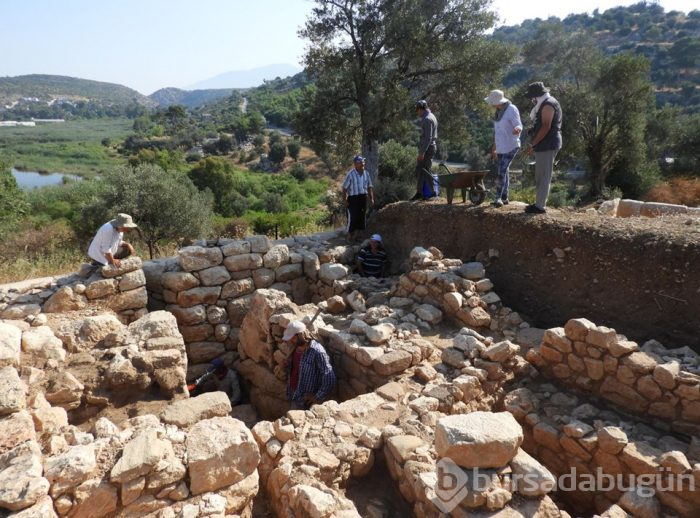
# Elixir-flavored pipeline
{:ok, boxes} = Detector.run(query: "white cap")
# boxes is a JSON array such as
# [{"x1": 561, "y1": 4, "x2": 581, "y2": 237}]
[
  {"x1": 283, "y1": 320, "x2": 306, "y2": 341},
  {"x1": 370, "y1": 234, "x2": 382, "y2": 243}
]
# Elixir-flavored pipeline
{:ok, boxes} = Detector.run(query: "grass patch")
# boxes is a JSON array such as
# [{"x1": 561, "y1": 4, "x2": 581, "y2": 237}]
[{"x1": 0, "y1": 118, "x2": 132, "y2": 176}]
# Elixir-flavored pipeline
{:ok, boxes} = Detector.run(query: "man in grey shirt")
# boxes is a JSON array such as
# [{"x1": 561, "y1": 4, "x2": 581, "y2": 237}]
[{"x1": 410, "y1": 100, "x2": 438, "y2": 201}]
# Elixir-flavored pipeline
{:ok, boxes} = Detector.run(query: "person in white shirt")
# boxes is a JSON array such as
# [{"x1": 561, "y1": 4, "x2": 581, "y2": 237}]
[
  {"x1": 87, "y1": 213, "x2": 137, "y2": 268},
  {"x1": 485, "y1": 89, "x2": 523, "y2": 208}
]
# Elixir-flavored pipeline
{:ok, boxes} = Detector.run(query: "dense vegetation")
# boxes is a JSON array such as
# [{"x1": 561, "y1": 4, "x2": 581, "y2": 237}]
[{"x1": 148, "y1": 87, "x2": 237, "y2": 108}]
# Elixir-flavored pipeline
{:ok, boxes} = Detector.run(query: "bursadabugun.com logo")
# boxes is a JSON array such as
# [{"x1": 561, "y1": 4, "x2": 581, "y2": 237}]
[{"x1": 428, "y1": 458, "x2": 695, "y2": 514}]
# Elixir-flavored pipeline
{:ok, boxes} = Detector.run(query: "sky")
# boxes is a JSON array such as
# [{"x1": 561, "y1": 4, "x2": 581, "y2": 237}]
[{"x1": 1, "y1": 0, "x2": 696, "y2": 95}]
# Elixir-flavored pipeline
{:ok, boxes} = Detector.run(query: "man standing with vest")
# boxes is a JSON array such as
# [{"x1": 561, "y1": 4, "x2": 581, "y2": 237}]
[
  {"x1": 524, "y1": 82, "x2": 562, "y2": 214},
  {"x1": 411, "y1": 100, "x2": 438, "y2": 201}
]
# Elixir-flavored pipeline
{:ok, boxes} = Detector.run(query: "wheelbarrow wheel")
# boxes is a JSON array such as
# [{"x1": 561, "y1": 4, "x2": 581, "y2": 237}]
[{"x1": 469, "y1": 189, "x2": 486, "y2": 205}]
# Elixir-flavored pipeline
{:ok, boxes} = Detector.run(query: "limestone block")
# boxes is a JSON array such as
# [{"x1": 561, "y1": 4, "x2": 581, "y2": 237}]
[
  {"x1": 45, "y1": 371, "x2": 84, "y2": 410},
  {"x1": 653, "y1": 361, "x2": 680, "y2": 390},
  {"x1": 0, "y1": 366, "x2": 27, "y2": 415},
  {"x1": 408, "y1": 396, "x2": 439, "y2": 415},
  {"x1": 252, "y1": 268, "x2": 275, "y2": 289},
  {"x1": 415, "y1": 304, "x2": 442, "y2": 325},
  {"x1": 167, "y1": 304, "x2": 207, "y2": 326},
  {"x1": 301, "y1": 251, "x2": 320, "y2": 281},
  {"x1": 637, "y1": 375, "x2": 663, "y2": 401},
  {"x1": 288, "y1": 484, "x2": 338, "y2": 518},
  {"x1": 119, "y1": 269, "x2": 146, "y2": 292},
  {"x1": 121, "y1": 476, "x2": 145, "y2": 507},
  {"x1": 659, "y1": 451, "x2": 691, "y2": 475},
  {"x1": 456, "y1": 306, "x2": 491, "y2": 328},
  {"x1": 78, "y1": 315, "x2": 124, "y2": 344},
  {"x1": 373, "y1": 350, "x2": 412, "y2": 376},
  {"x1": 263, "y1": 245, "x2": 290, "y2": 269},
  {"x1": 176, "y1": 286, "x2": 221, "y2": 308},
  {"x1": 70, "y1": 478, "x2": 118, "y2": 518},
  {"x1": 0, "y1": 441, "x2": 48, "y2": 511},
  {"x1": 178, "y1": 246, "x2": 223, "y2": 271},
  {"x1": 533, "y1": 422, "x2": 561, "y2": 452},
  {"x1": 453, "y1": 334, "x2": 486, "y2": 359},
  {"x1": 0, "y1": 323, "x2": 21, "y2": 368},
  {"x1": 43, "y1": 286, "x2": 87, "y2": 313},
  {"x1": 366, "y1": 323, "x2": 395, "y2": 345},
  {"x1": 619, "y1": 489, "x2": 660, "y2": 518},
  {"x1": 563, "y1": 318, "x2": 595, "y2": 341},
  {"x1": 186, "y1": 416, "x2": 260, "y2": 495},
  {"x1": 584, "y1": 358, "x2": 605, "y2": 381},
  {"x1": 617, "y1": 199, "x2": 644, "y2": 218},
  {"x1": 198, "y1": 266, "x2": 231, "y2": 286},
  {"x1": 9, "y1": 495, "x2": 57, "y2": 517},
  {"x1": 608, "y1": 339, "x2": 639, "y2": 357},
  {"x1": 509, "y1": 448, "x2": 556, "y2": 496},
  {"x1": 622, "y1": 352, "x2": 658, "y2": 375},
  {"x1": 319, "y1": 263, "x2": 350, "y2": 284},
  {"x1": 355, "y1": 346, "x2": 384, "y2": 367},
  {"x1": 110, "y1": 429, "x2": 171, "y2": 484},
  {"x1": 275, "y1": 263, "x2": 303, "y2": 282},
  {"x1": 128, "y1": 310, "x2": 182, "y2": 341},
  {"x1": 31, "y1": 406, "x2": 68, "y2": 434},
  {"x1": 586, "y1": 326, "x2": 617, "y2": 349},
  {"x1": 457, "y1": 262, "x2": 485, "y2": 280},
  {"x1": 443, "y1": 292, "x2": 463, "y2": 313},
  {"x1": 0, "y1": 411, "x2": 36, "y2": 455},
  {"x1": 20, "y1": 326, "x2": 65, "y2": 363},
  {"x1": 543, "y1": 327, "x2": 572, "y2": 353},
  {"x1": 227, "y1": 295, "x2": 253, "y2": 327},
  {"x1": 620, "y1": 442, "x2": 661, "y2": 476},
  {"x1": 247, "y1": 235, "x2": 271, "y2": 254},
  {"x1": 0, "y1": 303, "x2": 41, "y2": 320},
  {"x1": 600, "y1": 376, "x2": 649, "y2": 413},
  {"x1": 84, "y1": 278, "x2": 118, "y2": 299},
  {"x1": 162, "y1": 272, "x2": 200, "y2": 292},
  {"x1": 346, "y1": 291, "x2": 366, "y2": 313},
  {"x1": 221, "y1": 240, "x2": 251, "y2": 256},
  {"x1": 239, "y1": 289, "x2": 296, "y2": 366},
  {"x1": 221, "y1": 278, "x2": 255, "y2": 299},
  {"x1": 224, "y1": 253, "x2": 263, "y2": 272},
  {"x1": 186, "y1": 341, "x2": 225, "y2": 363},
  {"x1": 326, "y1": 295, "x2": 346, "y2": 314},
  {"x1": 483, "y1": 340, "x2": 519, "y2": 362},
  {"x1": 640, "y1": 201, "x2": 687, "y2": 218},
  {"x1": 387, "y1": 435, "x2": 425, "y2": 464},
  {"x1": 100, "y1": 256, "x2": 142, "y2": 278},
  {"x1": 435, "y1": 412, "x2": 523, "y2": 468},
  {"x1": 206, "y1": 306, "x2": 228, "y2": 325},
  {"x1": 44, "y1": 444, "x2": 97, "y2": 496},
  {"x1": 598, "y1": 198, "x2": 620, "y2": 216}
]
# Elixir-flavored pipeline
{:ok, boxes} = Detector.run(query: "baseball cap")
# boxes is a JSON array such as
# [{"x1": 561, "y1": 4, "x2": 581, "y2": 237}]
[
  {"x1": 370, "y1": 234, "x2": 382, "y2": 243},
  {"x1": 353, "y1": 155, "x2": 365, "y2": 163},
  {"x1": 283, "y1": 320, "x2": 307, "y2": 341}
]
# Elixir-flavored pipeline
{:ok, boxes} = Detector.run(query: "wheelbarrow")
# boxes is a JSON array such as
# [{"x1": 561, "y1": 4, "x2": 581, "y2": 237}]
[{"x1": 436, "y1": 163, "x2": 489, "y2": 205}]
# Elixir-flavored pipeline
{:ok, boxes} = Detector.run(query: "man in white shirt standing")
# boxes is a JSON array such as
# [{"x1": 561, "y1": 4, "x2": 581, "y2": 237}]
[
  {"x1": 87, "y1": 213, "x2": 137, "y2": 268},
  {"x1": 485, "y1": 89, "x2": 522, "y2": 208}
]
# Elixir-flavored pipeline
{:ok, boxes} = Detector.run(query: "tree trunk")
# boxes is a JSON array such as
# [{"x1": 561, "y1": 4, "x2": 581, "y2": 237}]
[
  {"x1": 362, "y1": 136, "x2": 380, "y2": 185},
  {"x1": 588, "y1": 141, "x2": 606, "y2": 197},
  {"x1": 147, "y1": 241, "x2": 155, "y2": 260}
]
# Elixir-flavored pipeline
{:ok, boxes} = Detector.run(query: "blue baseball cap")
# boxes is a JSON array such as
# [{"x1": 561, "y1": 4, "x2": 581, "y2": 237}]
[
  {"x1": 353, "y1": 155, "x2": 365, "y2": 163},
  {"x1": 208, "y1": 358, "x2": 225, "y2": 372}
]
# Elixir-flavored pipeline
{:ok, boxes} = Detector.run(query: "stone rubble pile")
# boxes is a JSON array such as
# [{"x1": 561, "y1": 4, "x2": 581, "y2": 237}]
[
  {"x1": 598, "y1": 198, "x2": 700, "y2": 219},
  {"x1": 0, "y1": 257, "x2": 148, "y2": 325},
  {"x1": 0, "y1": 381, "x2": 260, "y2": 517},
  {"x1": 528, "y1": 318, "x2": 700, "y2": 436},
  {"x1": 505, "y1": 380, "x2": 700, "y2": 518}
]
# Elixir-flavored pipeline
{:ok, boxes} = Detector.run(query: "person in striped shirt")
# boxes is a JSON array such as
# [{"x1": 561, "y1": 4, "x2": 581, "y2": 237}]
[
  {"x1": 342, "y1": 155, "x2": 375, "y2": 243},
  {"x1": 283, "y1": 320, "x2": 336, "y2": 410},
  {"x1": 357, "y1": 234, "x2": 388, "y2": 278}
]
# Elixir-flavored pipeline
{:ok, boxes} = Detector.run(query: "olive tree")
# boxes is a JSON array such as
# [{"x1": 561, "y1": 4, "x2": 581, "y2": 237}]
[{"x1": 84, "y1": 164, "x2": 214, "y2": 258}]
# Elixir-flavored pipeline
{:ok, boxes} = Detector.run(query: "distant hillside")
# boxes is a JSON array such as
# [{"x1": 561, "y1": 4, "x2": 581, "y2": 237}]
[
  {"x1": 148, "y1": 87, "x2": 236, "y2": 108},
  {"x1": 188, "y1": 64, "x2": 303, "y2": 90},
  {"x1": 492, "y1": 3, "x2": 700, "y2": 108},
  {"x1": 0, "y1": 74, "x2": 156, "y2": 107}
]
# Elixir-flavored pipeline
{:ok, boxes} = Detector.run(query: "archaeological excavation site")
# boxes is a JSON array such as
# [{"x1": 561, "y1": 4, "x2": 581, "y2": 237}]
[{"x1": 0, "y1": 203, "x2": 699, "y2": 518}]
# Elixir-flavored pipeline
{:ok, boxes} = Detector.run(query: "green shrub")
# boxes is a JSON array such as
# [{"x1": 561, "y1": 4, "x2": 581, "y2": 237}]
[{"x1": 289, "y1": 163, "x2": 308, "y2": 181}]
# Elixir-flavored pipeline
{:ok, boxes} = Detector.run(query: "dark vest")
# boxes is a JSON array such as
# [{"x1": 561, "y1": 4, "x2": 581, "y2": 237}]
[{"x1": 533, "y1": 97, "x2": 562, "y2": 152}]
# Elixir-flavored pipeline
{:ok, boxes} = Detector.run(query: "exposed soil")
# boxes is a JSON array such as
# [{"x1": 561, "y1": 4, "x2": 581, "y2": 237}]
[{"x1": 369, "y1": 200, "x2": 700, "y2": 351}]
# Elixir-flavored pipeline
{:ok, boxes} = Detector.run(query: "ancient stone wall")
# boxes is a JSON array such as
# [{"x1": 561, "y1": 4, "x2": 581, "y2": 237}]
[
  {"x1": 527, "y1": 318, "x2": 700, "y2": 437},
  {"x1": 0, "y1": 257, "x2": 148, "y2": 325},
  {"x1": 505, "y1": 382, "x2": 700, "y2": 518}
]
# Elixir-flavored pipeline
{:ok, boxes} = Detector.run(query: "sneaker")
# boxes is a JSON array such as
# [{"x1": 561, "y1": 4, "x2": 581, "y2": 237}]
[
  {"x1": 524, "y1": 204, "x2": 546, "y2": 214},
  {"x1": 491, "y1": 200, "x2": 504, "y2": 208}
]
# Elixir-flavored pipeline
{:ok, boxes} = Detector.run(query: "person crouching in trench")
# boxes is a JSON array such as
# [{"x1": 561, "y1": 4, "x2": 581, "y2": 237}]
[{"x1": 283, "y1": 320, "x2": 336, "y2": 410}]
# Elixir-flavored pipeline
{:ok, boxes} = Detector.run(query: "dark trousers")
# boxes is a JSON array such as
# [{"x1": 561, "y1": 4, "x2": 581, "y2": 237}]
[
  {"x1": 346, "y1": 194, "x2": 368, "y2": 233},
  {"x1": 415, "y1": 144, "x2": 437, "y2": 195}
]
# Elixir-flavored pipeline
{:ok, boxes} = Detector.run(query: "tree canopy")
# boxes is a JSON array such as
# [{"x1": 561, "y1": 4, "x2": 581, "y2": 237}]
[{"x1": 296, "y1": 0, "x2": 514, "y2": 181}]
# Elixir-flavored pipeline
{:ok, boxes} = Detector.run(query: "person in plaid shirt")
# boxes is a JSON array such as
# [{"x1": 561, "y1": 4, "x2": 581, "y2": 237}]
[{"x1": 283, "y1": 320, "x2": 336, "y2": 410}]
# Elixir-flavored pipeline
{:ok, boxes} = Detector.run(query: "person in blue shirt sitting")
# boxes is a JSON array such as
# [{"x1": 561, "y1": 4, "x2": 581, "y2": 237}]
[{"x1": 356, "y1": 234, "x2": 388, "y2": 278}]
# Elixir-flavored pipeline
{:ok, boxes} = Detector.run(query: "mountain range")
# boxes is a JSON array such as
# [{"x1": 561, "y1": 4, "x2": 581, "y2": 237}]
[{"x1": 187, "y1": 64, "x2": 303, "y2": 90}]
